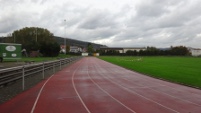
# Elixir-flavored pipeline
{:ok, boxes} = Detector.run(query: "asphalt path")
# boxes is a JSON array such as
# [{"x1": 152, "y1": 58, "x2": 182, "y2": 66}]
[{"x1": 0, "y1": 57, "x2": 201, "y2": 113}]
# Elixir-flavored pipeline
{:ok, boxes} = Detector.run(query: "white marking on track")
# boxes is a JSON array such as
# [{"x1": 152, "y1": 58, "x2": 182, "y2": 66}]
[
  {"x1": 150, "y1": 87, "x2": 201, "y2": 107},
  {"x1": 127, "y1": 85, "x2": 166, "y2": 89},
  {"x1": 72, "y1": 60, "x2": 91, "y2": 113},
  {"x1": 121, "y1": 73, "x2": 201, "y2": 107},
  {"x1": 93, "y1": 63, "x2": 180, "y2": 113},
  {"x1": 86, "y1": 63, "x2": 137, "y2": 113},
  {"x1": 30, "y1": 74, "x2": 55, "y2": 113}
]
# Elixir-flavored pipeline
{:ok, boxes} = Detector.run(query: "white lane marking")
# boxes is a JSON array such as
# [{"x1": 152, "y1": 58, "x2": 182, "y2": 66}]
[
  {"x1": 97, "y1": 58, "x2": 201, "y2": 107},
  {"x1": 30, "y1": 74, "x2": 55, "y2": 113},
  {"x1": 121, "y1": 73, "x2": 201, "y2": 107},
  {"x1": 149, "y1": 87, "x2": 201, "y2": 107},
  {"x1": 72, "y1": 60, "x2": 91, "y2": 113},
  {"x1": 86, "y1": 64, "x2": 136, "y2": 112},
  {"x1": 110, "y1": 63, "x2": 201, "y2": 99},
  {"x1": 93, "y1": 63, "x2": 180, "y2": 113},
  {"x1": 127, "y1": 85, "x2": 166, "y2": 89}
]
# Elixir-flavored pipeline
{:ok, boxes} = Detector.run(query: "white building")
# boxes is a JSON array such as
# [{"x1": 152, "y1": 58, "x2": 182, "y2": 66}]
[
  {"x1": 69, "y1": 46, "x2": 82, "y2": 53},
  {"x1": 100, "y1": 47, "x2": 146, "y2": 53},
  {"x1": 189, "y1": 48, "x2": 201, "y2": 56}
]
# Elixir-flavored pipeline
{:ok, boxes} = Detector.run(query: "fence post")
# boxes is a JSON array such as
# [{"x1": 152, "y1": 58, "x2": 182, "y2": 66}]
[
  {"x1": 22, "y1": 66, "x2": 25, "y2": 90},
  {"x1": 60, "y1": 59, "x2": 61, "y2": 70},
  {"x1": 53, "y1": 62, "x2": 55, "y2": 73},
  {"x1": 65, "y1": 58, "x2": 67, "y2": 65},
  {"x1": 42, "y1": 62, "x2": 45, "y2": 79}
]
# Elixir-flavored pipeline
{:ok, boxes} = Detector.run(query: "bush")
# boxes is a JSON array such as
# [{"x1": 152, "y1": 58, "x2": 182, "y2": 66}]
[{"x1": 40, "y1": 42, "x2": 60, "y2": 57}]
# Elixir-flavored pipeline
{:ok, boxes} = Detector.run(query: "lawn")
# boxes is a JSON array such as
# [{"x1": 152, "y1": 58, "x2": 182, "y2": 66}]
[
  {"x1": 99, "y1": 56, "x2": 201, "y2": 88},
  {"x1": 3, "y1": 54, "x2": 72, "y2": 62}
]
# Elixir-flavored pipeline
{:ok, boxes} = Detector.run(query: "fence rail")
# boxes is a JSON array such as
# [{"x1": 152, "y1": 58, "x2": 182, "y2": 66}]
[{"x1": 0, "y1": 57, "x2": 81, "y2": 90}]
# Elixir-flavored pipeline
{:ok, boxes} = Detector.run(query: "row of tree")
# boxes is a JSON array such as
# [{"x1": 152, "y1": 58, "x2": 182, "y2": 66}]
[
  {"x1": 5, "y1": 27, "x2": 60, "y2": 57},
  {"x1": 100, "y1": 46, "x2": 191, "y2": 56}
]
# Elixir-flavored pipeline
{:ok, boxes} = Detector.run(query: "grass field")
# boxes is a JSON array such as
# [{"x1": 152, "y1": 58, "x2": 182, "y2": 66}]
[
  {"x1": 3, "y1": 54, "x2": 71, "y2": 62},
  {"x1": 99, "y1": 56, "x2": 201, "y2": 88}
]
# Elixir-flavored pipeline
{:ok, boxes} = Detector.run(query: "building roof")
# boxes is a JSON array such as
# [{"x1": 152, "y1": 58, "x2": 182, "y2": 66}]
[{"x1": 100, "y1": 47, "x2": 146, "y2": 50}]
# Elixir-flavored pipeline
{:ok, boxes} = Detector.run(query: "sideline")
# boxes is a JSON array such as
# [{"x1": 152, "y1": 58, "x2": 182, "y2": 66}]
[{"x1": 30, "y1": 74, "x2": 55, "y2": 113}]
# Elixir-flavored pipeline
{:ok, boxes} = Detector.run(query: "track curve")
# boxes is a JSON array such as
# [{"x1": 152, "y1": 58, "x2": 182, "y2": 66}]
[{"x1": 0, "y1": 57, "x2": 201, "y2": 113}]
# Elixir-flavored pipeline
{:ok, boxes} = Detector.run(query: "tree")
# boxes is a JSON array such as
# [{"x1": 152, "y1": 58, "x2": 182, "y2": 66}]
[
  {"x1": 4, "y1": 27, "x2": 60, "y2": 57},
  {"x1": 170, "y1": 46, "x2": 190, "y2": 56},
  {"x1": 126, "y1": 50, "x2": 138, "y2": 56},
  {"x1": 126, "y1": 50, "x2": 134, "y2": 56},
  {"x1": 146, "y1": 46, "x2": 159, "y2": 56},
  {"x1": 87, "y1": 43, "x2": 94, "y2": 53},
  {"x1": 40, "y1": 42, "x2": 60, "y2": 57}
]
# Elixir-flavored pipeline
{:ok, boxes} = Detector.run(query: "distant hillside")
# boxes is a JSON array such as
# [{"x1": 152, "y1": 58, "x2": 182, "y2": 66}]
[
  {"x1": 0, "y1": 36, "x2": 107, "y2": 50},
  {"x1": 53, "y1": 36, "x2": 106, "y2": 50}
]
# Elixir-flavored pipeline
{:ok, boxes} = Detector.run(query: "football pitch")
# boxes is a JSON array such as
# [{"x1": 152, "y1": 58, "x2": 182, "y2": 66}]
[{"x1": 99, "y1": 56, "x2": 201, "y2": 88}]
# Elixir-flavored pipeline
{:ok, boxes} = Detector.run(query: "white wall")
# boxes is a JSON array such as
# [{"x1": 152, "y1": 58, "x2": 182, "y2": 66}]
[
  {"x1": 190, "y1": 49, "x2": 201, "y2": 56},
  {"x1": 82, "y1": 52, "x2": 88, "y2": 56}
]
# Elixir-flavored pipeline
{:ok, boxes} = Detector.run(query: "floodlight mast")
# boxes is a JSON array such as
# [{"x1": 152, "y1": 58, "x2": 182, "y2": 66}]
[
  {"x1": 36, "y1": 28, "x2": 37, "y2": 42},
  {"x1": 64, "y1": 19, "x2": 67, "y2": 54}
]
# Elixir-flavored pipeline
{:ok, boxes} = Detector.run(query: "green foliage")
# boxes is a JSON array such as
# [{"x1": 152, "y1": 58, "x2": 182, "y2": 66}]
[
  {"x1": 101, "y1": 46, "x2": 190, "y2": 56},
  {"x1": 87, "y1": 43, "x2": 94, "y2": 53},
  {"x1": 40, "y1": 42, "x2": 60, "y2": 57},
  {"x1": 66, "y1": 45, "x2": 70, "y2": 53},
  {"x1": 4, "y1": 27, "x2": 60, "y2": 57},
  {"x1": 99, "y1": 56, "x2": 201, "y2": 88},
  {"x1": 170, "y1": 46, "x2": 190, "y2": 55},
  {"x1": 126, "y1": 50, "x2": 138, "y2": 56}
]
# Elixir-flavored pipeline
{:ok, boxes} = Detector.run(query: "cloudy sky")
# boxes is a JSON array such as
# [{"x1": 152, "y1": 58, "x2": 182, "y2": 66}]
[{"x1": 1, "y1": 0, "x2": 201, "y2": 48}]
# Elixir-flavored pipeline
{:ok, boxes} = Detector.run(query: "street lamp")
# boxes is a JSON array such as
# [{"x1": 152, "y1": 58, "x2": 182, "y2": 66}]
[
  {"x1": 64, "y1": 19, "x2": 67, "y2": 54},
  {"x1": 36, "y1": 28, "x2": 37, "y2": 42},
  {"x1": 32, "y1": 27, "x2": 38, "y2": 42}
]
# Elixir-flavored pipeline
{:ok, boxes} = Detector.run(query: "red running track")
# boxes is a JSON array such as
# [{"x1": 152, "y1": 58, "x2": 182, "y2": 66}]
[{"x1": 0, "y1": 57, "x2": 201, "y2": 113}]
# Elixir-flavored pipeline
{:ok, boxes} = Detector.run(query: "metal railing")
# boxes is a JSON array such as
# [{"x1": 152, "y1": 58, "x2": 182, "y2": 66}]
[{"x1": 0, "y1": 57, "x2": 81, "y2": 90}]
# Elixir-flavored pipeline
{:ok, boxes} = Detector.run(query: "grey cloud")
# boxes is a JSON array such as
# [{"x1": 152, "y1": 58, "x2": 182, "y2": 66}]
[
  {"x1": 135, "y1": 0, "x2": 183, "y2": 17},
  {"x1": 1, "y1": 0, "x2": 201, "y2": 48},
  {"x1": 78, "y1": 9, "x2": 117, "y2": 30},
  {"x1": 157, "y1": 1, "x2": 201, "y2": 28},
  {"x1": 124, "y1": 0, "x2": 201, "y2": 41},
  {"x1": 70, "y1": 27, "x2": 120, "y2": 42}
]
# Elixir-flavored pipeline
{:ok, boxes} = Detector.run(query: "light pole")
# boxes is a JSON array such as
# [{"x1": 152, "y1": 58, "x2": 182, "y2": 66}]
[
  {"x1": 36, "y1": 28, "x2": 37, "y2": 42},
  {"x1": 64, "y1": 19, "x2": 67, "y2": 54}
]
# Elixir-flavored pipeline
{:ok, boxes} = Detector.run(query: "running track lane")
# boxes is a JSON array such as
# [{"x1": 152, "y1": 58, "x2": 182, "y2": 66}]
[{"x1": 0, "y1": 57, "x2": 201, "y2": 113}]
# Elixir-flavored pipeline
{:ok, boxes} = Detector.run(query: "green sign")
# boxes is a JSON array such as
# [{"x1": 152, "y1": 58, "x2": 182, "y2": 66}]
[{"x1": 0, "y1": 43, "x2": 22, "y2": 60}]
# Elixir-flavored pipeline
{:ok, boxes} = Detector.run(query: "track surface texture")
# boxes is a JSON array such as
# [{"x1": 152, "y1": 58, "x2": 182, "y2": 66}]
[{"x1": 0, "y1": 57, "x2": 201, "y2": 113}]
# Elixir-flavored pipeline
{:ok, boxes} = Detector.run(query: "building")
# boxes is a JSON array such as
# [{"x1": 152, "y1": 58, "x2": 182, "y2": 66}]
[
  {"x1": 69, "y1": 46, "x2": 82, "y2": 53},
  {"x1": 189, "y1": 48, "x2": 201, "y2": 56},
  {"x1": 100, "y1": 47, "x2": 146, "y2": 53}
]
